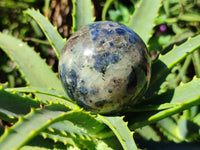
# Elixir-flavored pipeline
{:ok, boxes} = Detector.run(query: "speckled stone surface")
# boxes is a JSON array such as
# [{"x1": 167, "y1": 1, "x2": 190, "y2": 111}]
[{"x1": 59, "y1": 21, "x2": 151, "y2": 114}]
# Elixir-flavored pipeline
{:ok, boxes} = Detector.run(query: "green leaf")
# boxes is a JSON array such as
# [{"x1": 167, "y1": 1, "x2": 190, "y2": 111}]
[
  {"x1": 192, "y1": 50, "x2": 200, "y2": 78},
  {"x1": 157, "y1": 117, "x2": 182, "y2": 142},
  {"x1": 40, "y1": 131, "x2": 78, "y2": 147},
  {"x1": 0, "y1": 33, "x2": 64, "y2": 93},
  {"x1": 129, "y1": 77, "x2": 200, "y2": 130},
  {"x1": 129, "y1": 103, "x2": 179, "y2": 112},
  {"x1": 193, "y1": 113, "x2": 200, "y2": 126},
  {"x1": 5, "y1": 87, "x2": 69, "y2": 100},
  {"x1": 135, "y1": 125, "x2": 161, "y2": 142},
  {"x1": 5, "y1": 87, "x2": 77, "y2": 109},
  {"x1": 98, "y1": 115, "x2": 137, "y2": 150},
  {"x1": 21, "y1": 135, "x2": 66, "y2": 150},
  {"x1": 0, "y1": 86, "x2": 40, "y2": 123},
  {"x1": 47, "y1": 120, "x2": 92, "y2": 141},
  {"x1": 0, "y1": 107, "x2": 109, "y2": 149},
  {"x1": 157, "y1": 114, "x2": 200, "y2": 143},
  {"x1": 158, "y1": 37, "x2": 200, "y2": 74},
  {"x1": 0, "y1": 109, "x2": 64, "y2": 149},
  {"x1": 147, "y1": 35, "x2": 200, "y2": 96},
  {"x1": 108, "y1": 2, "x2": 133, "y2": 24},
  {"x1": 49, "y1": 116, "x2": 110, "y2": 139},
  {"x1": 128, "y1": 0, "x2": 162, "y2": 44},
  {"x1": 24, "y1": 9, "x2": 66, "y2": 58},
  {"x1": 178, "y1": 13, "x2": 200, "y2": 22},
  {"x1": 46, "y1": 120, "x2": 117, "y2": 149},
  {"x1": 72, "y1": 0, "x2": 94, "y2": 32},
  {"x1": 41, "y1": 129, "x2": 114, "y2": 150}
]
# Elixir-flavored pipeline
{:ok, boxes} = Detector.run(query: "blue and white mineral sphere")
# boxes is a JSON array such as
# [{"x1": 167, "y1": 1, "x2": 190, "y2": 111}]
[{"x1": 59, "y1": 21, "x2": 151, "y2": 114}]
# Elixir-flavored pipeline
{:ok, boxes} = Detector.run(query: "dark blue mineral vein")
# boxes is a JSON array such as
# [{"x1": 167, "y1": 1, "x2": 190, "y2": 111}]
[
  {"x1": 115, "y1": 28, "x2": 126, "y2": 35},
  {"x1": 93, "y1": 52, "x2": 110, "y2": 73},
  {"x1": 67, "y1": 69, "x2": 77, "y2": 87},
  {"x1": 108, "y1": 23, "x2": 115, "y2": 27},
  {"x1": 90, "y1": 89, "x2": 98, "y2": 95},
  {"x1": 60, "y1": 65, "x2": 76, "y2": 100},
  {"x1": 128, "y1": 34, "x2": 137, "y2": 44},
  {"x1": 64, "y1": 69, "x2": 78, "y2": 100},
  {"x1": 89, "y1": 22, "x2": 101, "y2": 29},
  {"x1": 78, "y1": 86, "x2": 88, "y2": 95},
  {"x1": 93, "y1": 53, "x2": 120, "y2": 73},
  {"x1": 101, "y1": 29, "x2": 115, "y2": 37},
  {"x1": 100, "y1": 39, "x2": 105, "y2": 44},
  {"x1": 91, "y1": 29, "x2": 100, "y2": 41},
  {"x1": 109, "y1": 54, "x2": 120, "y2": 63},
  {"x1": 109, "y1": 42, "x2": 114, "y2": 47},
  {"x1": 119, "y1": 24, "x2": 141, "y2": 43},
  {"x1": 60, "y1": 64, "x2": 66, "y2": 81}
]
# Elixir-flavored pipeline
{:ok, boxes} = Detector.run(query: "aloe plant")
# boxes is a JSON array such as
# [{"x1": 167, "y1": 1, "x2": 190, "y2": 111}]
[{"x1": 0, "y1": 0, "x2": 200, "y2": 149}]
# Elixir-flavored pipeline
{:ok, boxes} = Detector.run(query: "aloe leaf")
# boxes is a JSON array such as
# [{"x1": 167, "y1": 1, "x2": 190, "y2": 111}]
[
  {"x1": 129, "y1": 77, "x2": 200, "y2": 130},
  {"x1": 157, "y1": 117, "x2": 182, "y2": 142},
  {"x1": 0, "y1": 109, "x2": 64, "y2": 149},
  {"x1": 49, "y1": 116, "x2": 110, "y2": 139},
  {"x1": 193, "y1": 113, "x2": 200, "y2": 126},
  {"x1": 40, "y1": 131, "x2": 77, "y2": 147},
  {"x1": 98, "y1": 115, "x2": 137, "y2": 150},
  {"x1": 0, "y1": 107, "x2": 108, "y2": 149},
  {"x1": 24, "y1": 9, "x2": 66, "y2": 58},
  {"x1": 72, "y1": 0, "x2": 94, "y2": 32},
  {"x1": 178, "y1": 13, "x2": 200, "y2": 22},
  {"x1": 128, "y1": 0, "x2": 162, "y2": 44},
  {"x1": 5, "y1": 87, "x2": 77, "y2": 109},
  {"x1": 0, "y1": 33, "x2": 64, "y2": 92},
  {"x1": 130, "y1": 96, "x2": 200, "y2": 130},
  {"x1": 157, "y1": 114, "x2": 200, "y2": 143},
  {"x1": 46, "y1": 120, "x2": 92, "y2": 141},
  {"x1": 135, "y1": 125, "x2": 161, "y2": 142},
  {"x1": 46, "y1": 123, "x2": 118, "y2": 149},
  {"x1": 176, "y1": 117, "x2": 200, "y2": 142},
  {"x1": 128, "y1": 103, "x2": 179, "y2": 112},
  {"x1": 41, "y1": 129, "x2": 115, "y2": 150},
  {"x1": 96, "y1": 140, "x2": 116, "y2": 150},
  {"x1": 5, "y1": 87, "x2": 69, "y2": 100},
  {"x1": 192, "y1": 50, "x2": 200, "y2": 77},
  {"x1": 21, "y1": 135, "x2": 66, "y2": 150},
  {"x1": 0, "y1": 86, "x2": 40, "y2": 123},
  {"x1": 147, "y1": 35, "x2": 200, "y2": 96}
]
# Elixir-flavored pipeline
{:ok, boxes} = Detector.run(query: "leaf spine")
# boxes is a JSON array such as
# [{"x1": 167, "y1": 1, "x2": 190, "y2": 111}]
[
  {"x1": 71, "y1": 133, "x2": 77, "y2": 138},
  {"x1": 48, "y1": 127, "x2": 55, "y2": 133},
  {"x1": 41, "y1": 132, "x2": 47, "y2": 139},
  {"x1": 61, "y1": 131, "x2": 68, "y2": 136}
]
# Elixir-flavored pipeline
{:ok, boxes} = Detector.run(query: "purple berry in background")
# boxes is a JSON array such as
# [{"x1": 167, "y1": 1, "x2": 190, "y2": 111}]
[
  {"x1": 59, "y1": 21, "x2": 151, "y2": 114},
  {"x1": 159, "y1": 24, "x2": 167, "y2": 32}
]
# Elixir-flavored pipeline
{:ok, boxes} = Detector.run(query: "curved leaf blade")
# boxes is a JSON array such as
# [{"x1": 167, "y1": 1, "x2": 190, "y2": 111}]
[
  {"x1": 72, "y1": 0, "x2": 94, "y2": 32},
  {"x1": 0, "y1": 86, "x2": 40, "y2": 123},
  {"x1": 0, "y1": 33, "x2": 64, "y2": 93},
  {"x1": 0, "y1": 109, "x2": 65, "y2": 150},
  {"x1": 147, "y1": 35, "x2": 200, "y2": 96},
  {"x1": 5, "y1": 87, "x2": 77, "y2": 109},
  {"x1": 157, "y1": 36, "x2": 200, "y2": 78},
  {"x1": 128, "y1": 0, "x2": 162, "y2": 44},
  {"x1": 98, "y1": 115, "x2": 137, "y2": 150},
  {"x1": 0, "y1": 107, "x2": 109, "y2": 149},
  {"x1": 130, "y1": 78, "x2": 200, "y2": 130},
  {"x1": 24, "y1": 9, "x2": 66, "y2": 58}
]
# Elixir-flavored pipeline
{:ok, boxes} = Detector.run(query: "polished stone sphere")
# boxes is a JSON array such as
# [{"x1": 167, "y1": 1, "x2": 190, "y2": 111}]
[{"x1": 59, "y1": 21, "x2": 151, "y2": 114}]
